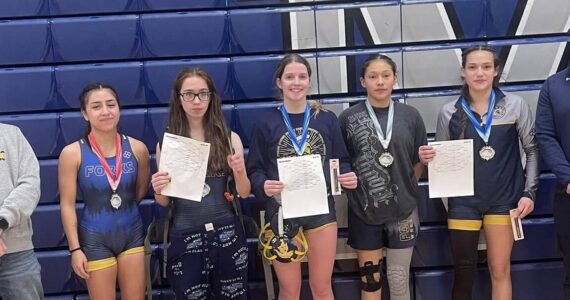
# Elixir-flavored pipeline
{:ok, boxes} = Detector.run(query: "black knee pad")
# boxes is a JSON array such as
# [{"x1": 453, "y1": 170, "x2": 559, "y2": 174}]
[{"x1": 360, "y1": 260, "x2": 382, "y2": 292}]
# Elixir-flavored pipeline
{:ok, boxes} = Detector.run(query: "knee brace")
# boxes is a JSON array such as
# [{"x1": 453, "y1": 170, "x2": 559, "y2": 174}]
[
  {"x1": 386, "y1": 265, "x2": 409, "y2": 297},
  {"x1": 360, "y1": 260, "x2": 382, "y2": 292}
]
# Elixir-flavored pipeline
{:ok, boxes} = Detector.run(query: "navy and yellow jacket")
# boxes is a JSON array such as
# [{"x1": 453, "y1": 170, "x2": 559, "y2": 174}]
[
  {"x1": 246, "y1": 107, "x2": 352, "y2": 203},
  {"x1": 436, "y1": 89, "x2": 539, "y2": 204}
]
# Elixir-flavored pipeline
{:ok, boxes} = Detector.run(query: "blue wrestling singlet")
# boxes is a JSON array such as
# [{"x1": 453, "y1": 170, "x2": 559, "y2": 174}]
[{"x1": 77, "y1": 134, "x2": 144, "y2": 271}]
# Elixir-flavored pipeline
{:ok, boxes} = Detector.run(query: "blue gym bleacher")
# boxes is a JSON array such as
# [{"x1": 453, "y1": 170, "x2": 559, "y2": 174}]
[
  {"x1": 55, "y1": 62, "x2": 145, "y2": 108},
  {"x1": 0, "y1": 19, "x2": 52, "y2": 65},
  {"x1": 0, "y1": 0, "x2": 569, "y2": 299},
  {"x1": 139, "y1": 0, "x2": 225, "y2": 11},
  {"x1": 228, "y1": 7, "x2": 308, "y2": 53},
  {"x1": 143, "y1": 58, "x2": 233, "y2": 103},
  {"x1": 51, "y1": 15, "x2": 141, "y2": 62},
  {"x1": 47, "y1": 0, "x2": 138, "y2": 15},
  {"x1": 0, "y1": 66, "x2": 56, "y2": 112},
  {"x1": 0, "y1": 1, "x2": 47, "y2": 18},
  {"x1": 140, "y1": 11, "x2": 230, "y2": 58}
]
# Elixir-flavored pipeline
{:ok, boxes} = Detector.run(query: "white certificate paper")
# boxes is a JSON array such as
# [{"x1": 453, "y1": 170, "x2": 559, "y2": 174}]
[
  {"x1": 277, "y1": 154, "x2": 329, "y2": 219},
  {"x1": 428, "y1": 139, "x2": 474, "y2": 198},
  {"x1": 159, "y1": 133, "x2": 210, "y2": 202}
]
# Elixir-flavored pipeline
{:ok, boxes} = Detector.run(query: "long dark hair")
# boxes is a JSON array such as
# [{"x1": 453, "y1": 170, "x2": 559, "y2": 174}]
[
  {"x1": 79, "y1": 82, "x2": 120, "y2": 138},
  {"x1": 274, "y1": 54, "x2": 313, "y2": 88},
  {"x1": 167, "y1": 67, "x2": 231, "y2": 174},
  {"x1": 456, "y1": 46, "x2": 501, "y2": 139},
  {"x1": 274, "y1": 53, "x2": 324, "y2": 115},
  {"x1": 460, "y1": 45, "x2": 501, "y2": 102},
  {"x1": 360, "y1": 54, "x2": 398, "y2": 78}
]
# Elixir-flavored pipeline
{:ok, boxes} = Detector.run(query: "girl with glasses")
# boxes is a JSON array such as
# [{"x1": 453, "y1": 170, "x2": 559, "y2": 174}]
[{"x1": 150, "y1": 67, "x2": 251, "y2": 299}]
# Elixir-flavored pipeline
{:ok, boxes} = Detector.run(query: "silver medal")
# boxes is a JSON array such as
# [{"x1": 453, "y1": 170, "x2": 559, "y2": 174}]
[
  {"x1": 365, "y1": 99, "x2": 395, "y2": 168},
  {"x1": 479, "y1": 145, "x2": 495, "y2": 161},
  {"x1": 202, "y1": 183, "x2": 211, "y2": 197},
  {"x1": 110, "y1": 193, "x2": 122, "y2": 209},
  {"x1": 379, "y1": 152, "x2": 394, "y2": 167}
]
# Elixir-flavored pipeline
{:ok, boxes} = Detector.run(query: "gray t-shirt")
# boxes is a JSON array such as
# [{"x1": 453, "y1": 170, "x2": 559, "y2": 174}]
[{"x1": 339, "y1": 101, "x2": 427, "y2": 225}]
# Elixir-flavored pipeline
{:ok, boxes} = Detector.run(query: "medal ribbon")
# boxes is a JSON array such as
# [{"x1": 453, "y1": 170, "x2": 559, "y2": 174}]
[
  {"x1": 88, "y1": 133, "x2": 123, "y2": 192},
  {"x1": 460, "y1": 90, "x2": 496, "y2": 144},
  {"x1": 280, "y1": 105, "x2": 311, "y2": 156},
  {"x1": 365, "y1": 99, "x2": 394, "y2": 150}
]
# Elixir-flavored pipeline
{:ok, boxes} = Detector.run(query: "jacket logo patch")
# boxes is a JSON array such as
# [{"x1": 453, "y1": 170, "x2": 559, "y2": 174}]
[
  {"x1": 493, "y1": 105, "x2": 506, "y2": 119},
  {"x1": 0, "y1": 151, "x2": 5, "y2": 161}
]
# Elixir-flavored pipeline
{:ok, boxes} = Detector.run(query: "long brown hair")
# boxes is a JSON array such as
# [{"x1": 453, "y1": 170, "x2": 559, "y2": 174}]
[
  {"x1": 460, "y1": 45, "x2": 501, "y2": 102},
  {"x1": 79, "y1": 82, "x2": 120, "y2": 139},
  {"x1": 360, "y1": 54, "x2": 397, "y2": 78},
  {"x1": 167, "y1": 67, "x2": 231, "y2": 174},
  {"x1": 457, "y1": 46, "x2": 501, "y2": 139},
  {"x1": 274, "y1": 54, "x2": 326, "y2": 116}
]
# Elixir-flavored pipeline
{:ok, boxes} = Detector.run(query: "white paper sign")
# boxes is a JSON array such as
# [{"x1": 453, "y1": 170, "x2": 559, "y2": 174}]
[
  {"x1": 428, "y1": 139, "x2": 474, "y2": 198},
  {"x1": 277, "y1": 154, "x2": 329, "y2": 218},
  {"x1": 159, "y1": 133, "x2": 210, "y2": 201}
]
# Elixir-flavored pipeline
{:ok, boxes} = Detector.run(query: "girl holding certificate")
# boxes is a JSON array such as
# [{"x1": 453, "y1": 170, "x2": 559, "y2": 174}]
[
  {"x1": 150, "y1": 67, "x2": 251, "y2": 299},
  {"x1": 247, "y1": 54, "x2": 357, "y2": 300},
  {"x1": 59, "y1": 83, "x2": 150, "y2": 299},
  {"x1": 338, "y1": 54, "x2": 426, "y2": 300},
  {"x1": 418, "y1": 46, "x2": 539, "y2": 300}
]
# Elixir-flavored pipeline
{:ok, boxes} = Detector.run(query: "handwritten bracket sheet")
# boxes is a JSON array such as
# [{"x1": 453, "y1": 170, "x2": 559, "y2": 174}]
[
  {"x1": 159, "y1": 133, "x2": 210, "y2": 201},
  {"x1": 428, "y1": 139, "x2": 474, "y2": 198},
  {"x1": 277, "y1": 154, "x2": 329, "y2": 219}
]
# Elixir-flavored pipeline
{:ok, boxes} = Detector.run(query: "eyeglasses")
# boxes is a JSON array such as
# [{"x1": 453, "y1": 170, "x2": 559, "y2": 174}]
[{"x1": 178, "y1": 91, "x2": 211, "y2": 102}]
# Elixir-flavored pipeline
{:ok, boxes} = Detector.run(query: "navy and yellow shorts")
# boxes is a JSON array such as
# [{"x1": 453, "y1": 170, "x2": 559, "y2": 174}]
[
  {"x1": 447, "y1": 197, "x2": 515, "y2": 231},
  {"x1": 347, "y1": 208, "x2": 419, "y2": 250},
  {"x1": 79, "y1": 220, "x2": 145, "y2": 272},
  {"x1": 264, "y1": 196, "x2": 337, "y2": 234}
]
